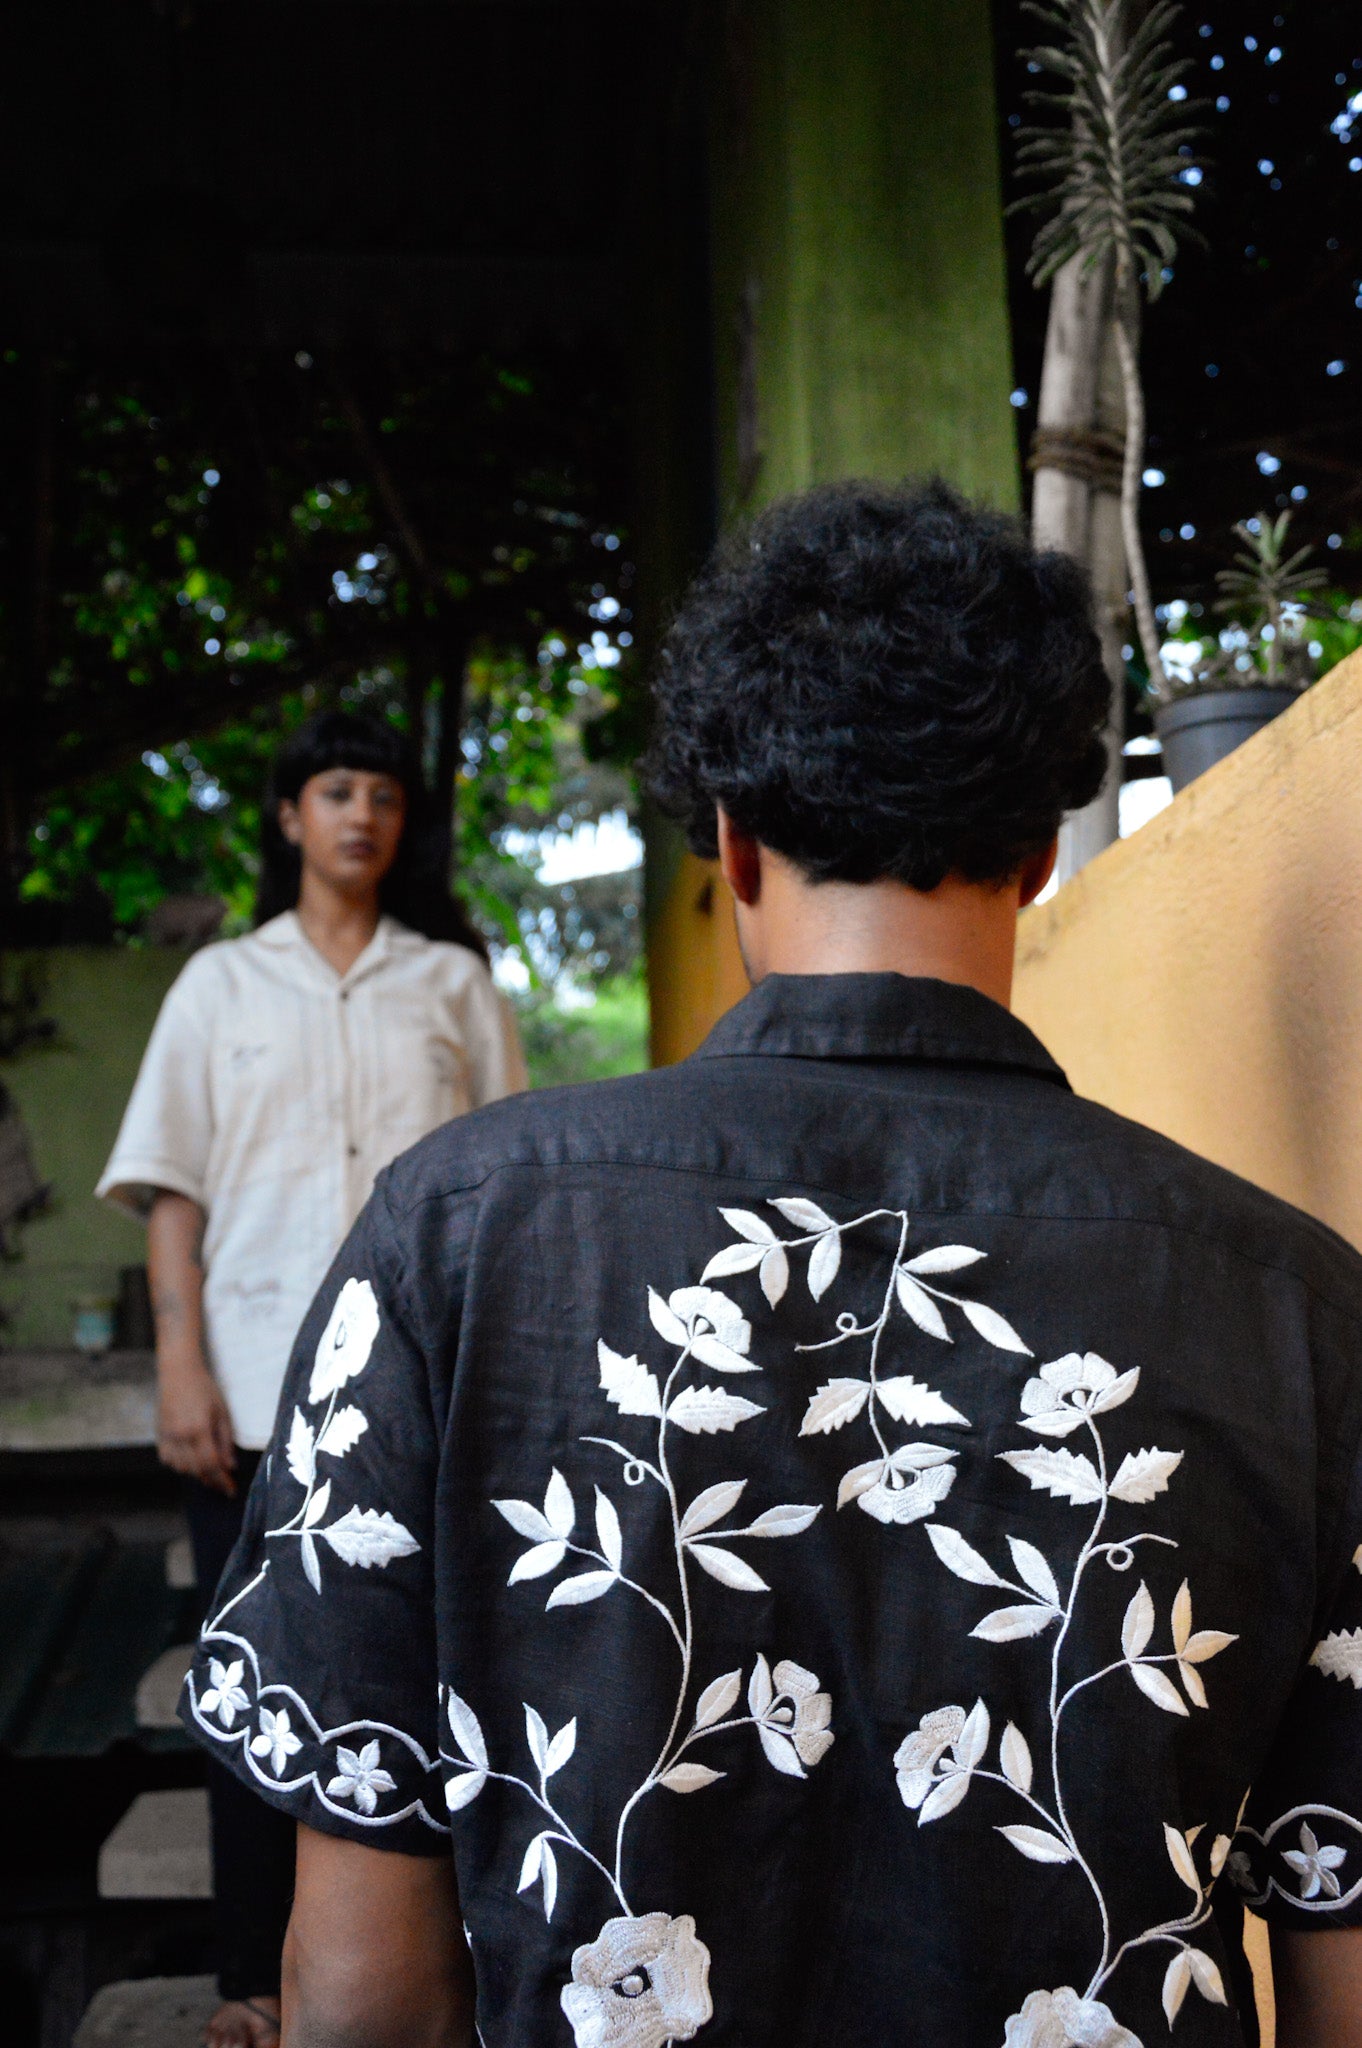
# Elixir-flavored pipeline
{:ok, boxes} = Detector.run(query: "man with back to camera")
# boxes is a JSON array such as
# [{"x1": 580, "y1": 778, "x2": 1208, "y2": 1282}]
[{"x1": 184, "y1": 479, "x2": 1362, "y2": 2046}]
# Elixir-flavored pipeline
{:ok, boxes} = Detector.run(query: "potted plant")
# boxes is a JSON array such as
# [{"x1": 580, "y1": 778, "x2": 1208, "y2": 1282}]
[{"x1": 1153, "y1": 511, "x2": 1329, "y2": 791}]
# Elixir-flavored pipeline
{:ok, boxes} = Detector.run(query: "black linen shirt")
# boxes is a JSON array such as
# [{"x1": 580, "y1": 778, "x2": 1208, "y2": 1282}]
[{"x1": 185, "y1": 975, "x2": 1362, "y2": 2048}]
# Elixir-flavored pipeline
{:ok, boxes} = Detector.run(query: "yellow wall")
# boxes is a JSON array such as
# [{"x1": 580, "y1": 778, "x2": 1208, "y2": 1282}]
[{"x1": 1014, "y1": 648, "x2": 1362, "y2": 1252}]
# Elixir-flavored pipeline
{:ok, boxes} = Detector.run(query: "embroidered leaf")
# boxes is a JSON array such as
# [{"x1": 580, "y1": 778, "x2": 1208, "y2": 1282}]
[
  {"x1": 997, "y1": 1824, "x2": 1073, "y2": 1864},
  {"x1": 661, "y1": 1763, "x2": 725, "y2": 1793},
  {"x1": 702, "y1": 1242, "x2": 765, "y2": 1281},
  {"x1": 320, "y1": 1507, "x2": 420, "y2": 1569},
  {"x1": 925, "y1": 1524, "x2": 1009, "y2": 1589},
  {"x1": 918, "y1": 1771, "x2": 972, "y2": 1824},
  {"x1": 1109, "y1": 1447, "x2": 1184, "y2": 1504},
  {"x1": 760, "y1": 1244, "x2": 790, "y2": 1307},
  {"x1": 286, "y1": 1408, "x2": 315, "y2": 1487},
  {"x1": 446, "y1": 1691, "x2": 488, "y2": 1770},
  {"x1": 517, "y1": 1831, "x2": 545, "y2": 1891},
  {"x1": 877, "y1": 1377, "x2": 970, "y2": 1428},
  {"x1": 1162, "y1": 1949, "x2": 1192, "y2": 2027},
  {"x1": 748, "y1": 1654, "x2": 774, "y2": 1717},
  {"x1": 694, "y1": 1670, "x2": 743, "y2": 1729},
  {"x1": 300, "y1": 1529, "x2": 321, "y2": 1592},
  {"x1": 1131, "y1": 1663, "x2": 1191, "y2": 1716},
  {"x1": 1355, "y1": 1543, "x2": 1362, "y2": 1574},
  {"x1": 958, "y1": 1699, "x2": 990, "y2": 1769},
  {"x1": 679, "y1": 1480, "x2": 748, "y2": 1539},
  {"x1": 800, "y1": 1379, "x2": 872, "y2": 1435},
  {"x1": 546, "y1": 1570, "x2": 617, "y2": 1608},
  {"x1": 1311, "y1": 1629, "x2": 1362, "y2": 1687},
  {"x1": 688, "y1": 1543, "x2": 770, "y2": 1593},
  {"x1": 1182, "y1": 1630, "x2": 1237, "y2": 1665},
  {"x1": 594, "y1": 1488, "x2": 623, "y2": 1571},
  {"x1": 540, "y1": 1841, "x2": 559, "y2": 1920},
  {"x1": 904, "y1": 1244, "x2": 987, "y2": 1275},
  {"x1": 493, "y1": 1497, "x2": 554, "y2": 1543},
  {"x1": 719, "y1": 1207, "x2": 777, "y2": 1244},
  {"x1": 444, "y1": 1768, "x2": 486, "y2": 1812},
  {"x1": 958, "y1": 1299, "x2": 1031, "y2": 1355},
  {"x1": 544, "y1": 1469, "x2": 575, "y2": 1539},
  {"x1": 1000, "y1": 1447, "x2": 1104, "y2": 1504},
  {"x1": 745, "y1": 1503, "x2": 821, "y2": 1538},
  {"x1": 303, "y1": 1479, "x2": 332, "y2": 1528},
  {"x1": 1172, "y1": 1579, "x2": 1193, "y2": 1653},
  {"x1": 838, "y1": 1459, "x2": 887, "y2": 1508},
  {"x1": 1092, "y1": 1367, "x2": 1141, "y2": 1414},
  {"x1": 770, "y1": 1196, "x2": 835, "y2": 1232},
  {"x1": 648, "y1": 1286, "x2": 690, "y2": 1346},
  {"x1": 667, "y1": 1385, "x2": 766, "y2": 1434},
  {"x1": 1210, "y1": 1833, "x2": 1232, "y2": 1879},
  {"x1": 758, "y1": 1725, "x2": 806, "y2": 1778},
  {"x1": 317, "y1": 1405, "x2": 368, "y2": 1460},
  {"x1": 597, "y1": 1341, "x2": 663, "y2": 1420},
  {"x1": 508, "y1": 1540, "x2": 567, "y2": 1585},
  {"x1": 1000, "y1": 1723, "x2": 1033, "y2": 1795},
  {"x1": 972, "y1": 1604, "x2": 1060, "y2": 1643},
  {"x1": 891, "y1": 1443, "x2": 959, "y2": 1470},
  {"x1": 524, "y1": 1707, "x2": 549, "y2": 1775},
  {"x1": 895, "y1": 1270, "x2": 951, "y2": 1340},
  {"x1": 807, "y1": 1231, "x2": 842, "y2": 1301},
  {"x1": 1165, "y1": 1823, "x2": 1202, "y2": 1896},
  {"x1": 1122, "y1": 1583, "x2": 1156, "y2": 1661},
  {"x1": 1188, "y1": 1950, "x2": 1228, "y2": 2005},
  {"x1": 545, "y1": 1718, "x2": 577, "y2": 1778},
  {"x1": 1007, "y1": 1537, "x2": 1060, "y2": 1607}
]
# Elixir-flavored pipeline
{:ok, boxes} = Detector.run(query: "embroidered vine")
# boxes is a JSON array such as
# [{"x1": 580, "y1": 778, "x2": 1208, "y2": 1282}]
[
  {"x1": 898, "y1": 1352, "x2": 1241, "y2": 2039},
  {"x1": 702, "y1": 1199, "x2": 1030, "y2": 1526},
  {"x1": 440, "y1": 1272, "x2": 831, "y2": 2048}
]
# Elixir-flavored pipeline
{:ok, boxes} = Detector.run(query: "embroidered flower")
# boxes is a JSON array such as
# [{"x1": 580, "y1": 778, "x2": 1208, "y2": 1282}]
[
  {"x1": 1002, "y1": 1987, "x2": 1141, "y2": 2047},
  {"x1": 250, "y1": 1706, "x2": 303, "y2": 1777},
  {"x1": 1018, "y1": 1354, "x2": 1136, "y2": 1438},
  {"x1": 857, "y1": 1458, "x2": 956, "y2": 1526},
  {"x1": 661, "y1": 1287, "x2": 753, "y2": 1373},
  {"x1": 748, "y1": 1656, "x2": 833, "y2": 1776},
  {"x1": 894, "y1": 1704, "x2": 968, "y2": 1810},
  {"x1": 309, "y1": 1278, "x2": 381, "y2": 1405},
  {"x1": 199, "y1": 1657, "x2": 250, "y2": 1729},
  {"x1": 1282, "y1": 1822, "x2": 1348, "y2": 1901},
  {"x1": 1226, "y1": 1847, "x2": 1257, "y2": 1895},
  {"x1": 560, "y1": 1913, "x2": 712, "y2": 2048},
  {"x1": 326, "y1": 1738, "x2": 397, "y2": 1816}
]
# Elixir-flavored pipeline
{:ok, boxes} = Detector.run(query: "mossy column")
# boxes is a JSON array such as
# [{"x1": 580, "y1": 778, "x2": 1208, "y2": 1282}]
[{"x1": 647, "y1": 0, "x2": 1020, "y2": 1064}]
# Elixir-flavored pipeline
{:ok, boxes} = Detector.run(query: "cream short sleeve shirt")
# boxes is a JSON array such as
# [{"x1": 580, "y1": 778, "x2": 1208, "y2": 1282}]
[{"x1": 97, "y1": 912, "x2": 527, "y2": 1448}]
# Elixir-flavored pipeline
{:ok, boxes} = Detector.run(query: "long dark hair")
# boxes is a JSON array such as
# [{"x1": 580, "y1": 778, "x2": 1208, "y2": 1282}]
[{"x1": 254, "y1": 709, "x2": 489, "y2": 961}]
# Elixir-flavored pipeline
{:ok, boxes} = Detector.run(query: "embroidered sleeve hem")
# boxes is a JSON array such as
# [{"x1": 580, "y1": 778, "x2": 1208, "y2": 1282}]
[{"x1": 1230, "y1": 1804, "x2": 1362, "y2": 1927}]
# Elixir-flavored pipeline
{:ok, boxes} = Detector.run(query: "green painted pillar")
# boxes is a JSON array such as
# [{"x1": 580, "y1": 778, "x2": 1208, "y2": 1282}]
[{"x1": 647, "y1": 0, "x2": 1020, "y2": 1062}]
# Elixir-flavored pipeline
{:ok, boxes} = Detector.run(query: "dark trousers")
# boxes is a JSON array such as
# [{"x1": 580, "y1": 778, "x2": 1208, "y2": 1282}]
[{"x1": 184, "y1": 1452, "x2": 295, "y2": 2002}]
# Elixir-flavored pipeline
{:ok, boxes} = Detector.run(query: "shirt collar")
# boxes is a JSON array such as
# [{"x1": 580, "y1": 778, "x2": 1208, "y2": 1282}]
[
  {"x1": 253, "y1": 910, "x2": 407, "y2": 990},
  {"x1": 695, "y1": 973, "x2": 1070, "y2": 1088}
]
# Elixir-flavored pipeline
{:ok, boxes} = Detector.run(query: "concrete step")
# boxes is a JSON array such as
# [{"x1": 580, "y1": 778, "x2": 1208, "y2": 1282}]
[
  {"x1": 98, "y1": 1788, "x2": 211, "y2": 1899},
  {"x1": 73, "y1": 1975, "x2": 219, "y2": 2047},
  {"x1": 135, "y1": 1644, "x2": 194, "y2": 1729}
]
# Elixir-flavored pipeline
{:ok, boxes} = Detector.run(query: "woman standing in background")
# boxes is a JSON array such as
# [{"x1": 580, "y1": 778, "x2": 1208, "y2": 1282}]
[{"x1": 98, "y1": 709, "x2": 526, "y2": 2048}]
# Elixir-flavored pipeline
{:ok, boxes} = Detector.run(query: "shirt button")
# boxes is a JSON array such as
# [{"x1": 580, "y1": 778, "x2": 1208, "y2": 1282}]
[
  {"x1": 339, "y1": 990, "x2": 349, "y2": 1002},
  {"x1": 347, "y1": 1144, "x2": 358, "y2": 1157}
]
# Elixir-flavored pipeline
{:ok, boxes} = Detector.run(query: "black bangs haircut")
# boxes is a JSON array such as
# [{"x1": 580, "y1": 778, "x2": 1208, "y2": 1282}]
[
  {"x1": 646, "y1": 476, "x2": 1111, "y2": 891},
  {"x1": 254, "y1": 708, "x2": 488, "y2": 960}
]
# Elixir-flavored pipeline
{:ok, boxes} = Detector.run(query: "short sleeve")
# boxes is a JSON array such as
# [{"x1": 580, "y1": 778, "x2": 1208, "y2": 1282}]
[
  {"x1": 95, "y1": 960, "x2": 216, "y2": 1215},
  {"x1": 458, "y1": 962, "x2": 528, "y2": 1108},
  {"x1": 180, "y1": 1187, "x2": 448, "y2": 1854},
  {"x1": 1237, "y1": 1441, "x2": 1362, "y2": 1928}
]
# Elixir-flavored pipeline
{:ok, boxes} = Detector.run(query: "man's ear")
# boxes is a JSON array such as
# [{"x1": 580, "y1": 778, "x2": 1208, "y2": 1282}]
[
  {"x1": 1017, "y1": 838, "x2": 1059, "y2": 908},
  {"x1": 716, "y1": 809, "x2": 763, "y2": 907}
]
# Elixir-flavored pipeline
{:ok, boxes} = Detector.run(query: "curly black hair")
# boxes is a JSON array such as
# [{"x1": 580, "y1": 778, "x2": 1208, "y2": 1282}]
[{"x1": 647, "y1": 477, "x2": 1110, "y2": 890}]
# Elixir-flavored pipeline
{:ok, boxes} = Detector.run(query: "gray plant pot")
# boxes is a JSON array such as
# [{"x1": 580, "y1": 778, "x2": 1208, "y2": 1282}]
[{"x1": 1153, "y1": 686, "x2": 1298, "y2": 794}]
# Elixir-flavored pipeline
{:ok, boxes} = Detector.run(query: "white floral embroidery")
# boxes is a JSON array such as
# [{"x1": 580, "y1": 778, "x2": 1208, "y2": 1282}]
[
  {"x1": 704, "y1": 1197, "x2": 1029, "y2": 1528},
  {"x1": 250, "y1": 1705, "x2": 303, "y2": 1777},
  {"x1": 900, "y1": 1355, "x2": 1239, "y2": 2040},
  {"x1": 1233, "y1": 1803, "x2": 1362, "y2": 1915},
  {"x1": 199, "y1": 1657, "x2": 249, "y2": 1728},
  {"x1": 560, "y1": 1913, "x2": 712, "y2": 2048},
  {"x1": 1282, "y1": 1822, "x2": 1348, "y2": 1901},
  {"x1": 327, "y1": 1738, "x2": 398, "y2": 1816},
  {"x1": 443, "y1": 1242, "x2": 833, "y2": 2045},
  {"x1": 1003, "y1": 1988, "x2": 1139, "y2": 2047},
  {"x1": 266, "y1": 1280, "x2": 419, "y2": 1592}
]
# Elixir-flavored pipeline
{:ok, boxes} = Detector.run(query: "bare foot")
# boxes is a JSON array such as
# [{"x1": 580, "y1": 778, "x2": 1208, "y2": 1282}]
[{"x1": 202, "y1": 1997, "x2": 281, "y2": 2048}]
